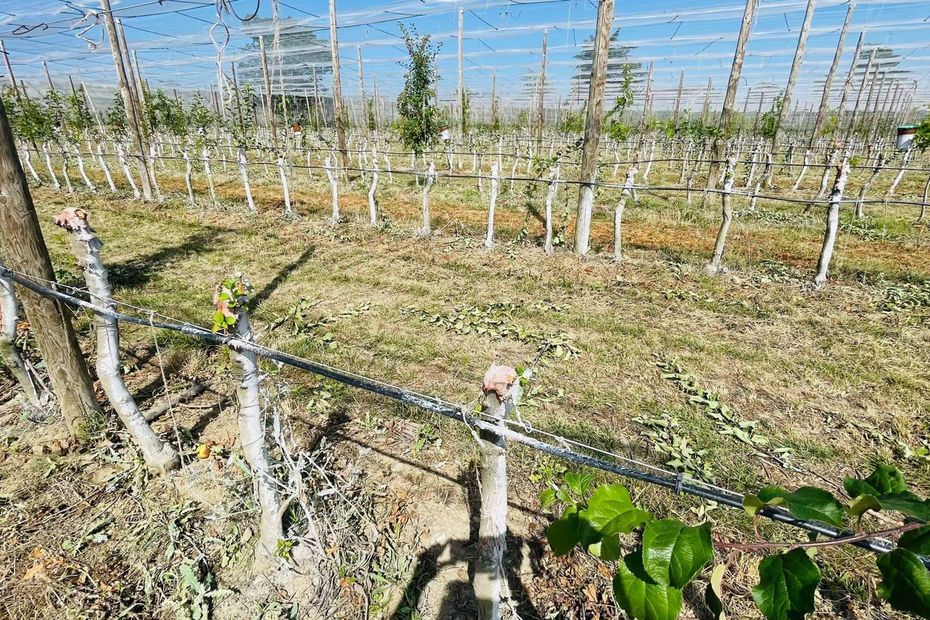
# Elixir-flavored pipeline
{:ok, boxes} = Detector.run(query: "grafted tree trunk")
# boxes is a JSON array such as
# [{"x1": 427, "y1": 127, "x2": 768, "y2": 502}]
[
  {"x1": 219, "y1": 279, "x2": 283, "y2": 558},
  {"x1": 116, "y1": 142, "x2": 140, "y2": 199},
  {"x1": 277, "y1": 156, "x2": 294, "y2": 218},
  {"x1": 484, "y1": 164, "x2": 500, "y2": 249},
  {"x1": 20, "y1": 142, "x2": 40, "y2": 183},
  {"x1": 919, "y1": 175, "x2": 930, "y2": 223},
  {"x1": 202, "y1": 147, "x2": 218, "y2": 208},
  {"x1": 885, "y1": 149, "x2": 912, "y2": 199},
  {"x1": 237, "y1": 149, "x2": 257, "y2": 214},
  {"x1": 96, "y1": 144, "x2": 117, "y2": 192},
  {"x1": 182, "y1": 150, "x2": 195, "y2": 207},
  {"x1": 474, "y1": 364, "x2": 521, "y2": 620},
  {"x1": 855, "y1": 155, "x2": 885, "y2": 219},
  {"x1": 0, "y1": 272, "x2": 39, "y2": 404},
  {"x1": 325, "y1": 156, "x2": 339, "y2": 224},
  {"x1": 706, "y1": 157, "x2": 737, "y2": 275},
  {"x1": 792, "y1": 150, "x2": 811, "y2": 190},
  {"x1": 72, "y1": 146, "x2": 96, "y2": 192},
  {"x1": 420, "y1": 162, "x2": 436, "y2": 236},
  {"x1": 814, "y1": 160, "x2": 851, "y2": 289},
  {"x1": 60, "y1": 148, "x2": 74, "y2": 194},
  {"x1": 42, "y1": 142, "x2": 61, "y2": 191},
  {"x1": 54, "y1": 208, "x2": 179, "y2": 472},
  {"x1": 614, "y1": 165, "x2": 637, "y2": 261},
  {"x1": 368, "y1": 158, "x2": 380, "y2": 227},
  {"x1": 543, "y1": 163, "x2": 560, "y2": 255}
]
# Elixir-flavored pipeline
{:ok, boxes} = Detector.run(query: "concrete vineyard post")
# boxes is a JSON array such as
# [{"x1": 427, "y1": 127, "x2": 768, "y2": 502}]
[
  {"x1": 814, "y1": 160, "x2": 850, "y2": 289},
  {"x1": 474, "y1": 364, "x2": 521, "y2": 620},
  {"x1": 484, "y1": 163, "x2": 500, "y2": 249},
  {"x1": 54, "y1": 208, "x2": 178, "y2": 472}
]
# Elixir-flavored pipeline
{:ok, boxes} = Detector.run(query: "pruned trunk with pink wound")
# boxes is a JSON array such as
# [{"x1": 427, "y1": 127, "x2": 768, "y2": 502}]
[{"x1": 53, "y1": 208, "x2": 179, "y2": 474}]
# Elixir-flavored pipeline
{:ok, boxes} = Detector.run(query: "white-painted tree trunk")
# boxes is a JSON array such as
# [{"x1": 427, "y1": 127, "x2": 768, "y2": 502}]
[
  {"x1": 368, "y1": 159, "x2": 380, "y2": 227},
  {"x1": 116, "y1": 143, "x2": 140, "y2": 199},
  {"x1": 544, "y1": 163, "x2": 560, "y2": 255},
  {"x1": 919, "y1": 176, "x2": 930, "y2": 223},
  {"x1": 60, "y1": 148, "x2": 74, "y2": 194},
  {"x1": 277, "y1": 156, "x2": 294, "y2": 218},
  {"x1": 855, "y1": 155, "x2": 885, "y2": 219},
  {"x1": 885, "y1": 149, "x2": 912, "y2": 199},
  {"x1": 383, "y1": 153, "x2": 393, "y2": 183},
  {"x1": 182, "y1": 150, "x2": 195, "y2": 207},
  {"x1": 420, "y1": 162, "x2": 436, "y2": 236},
  {"x1": 73, "y1": 146, "x2": 96, "y2": 192},
  {"x1": 614, "y1": 165, "x2": 637, "y2": 261},
  {"x1": 227, "y1": 303, "x2": 284, "y2": 558},
  {"x1": 792, "y1": 150, "x2": 811, "y2": 190},
  {"x1": 814, "y1": 160, "x2": 851, "y2": 289},
  {"x1": 325, "y1": 156, "x2": 340, "y2": 224},
  {"x1": 642, "y1": 140, "x2": 656, "y2": 183},
  {"x1": 706, "y1": 157, "x2": 737, "y2": 275},
  {"x1": 575, "y1": 184, "x2": 595, "y2": 255},
  {"x1": 0, "y1": 273, "x2": 39, "y2": 405},
  {"x1": 484, "y1": 164, "x2": 500, "y2": 249},
  {"x1": 96, "y1": 144, "x2": 117, "y2": 191},
  {"x1": 237, "y1": 149, "x2": 257, "y2": 214},
  {"x1": 42, "y1": 142, "x2": 61, "y2": 191},
  {"x1": 815, "y1": 150, "x2": 838, "y2": 199},
  {"x1": 203, "y1": 147, "x2": 218, "y2": 208},
  {"x1": 147, "y1": 144, "x2": 163, "y2": 201},
  {"x1": 21, "y1": 142, "x2": 41, "y2": 184},
  {"x1": 474, "y1": 364, "x2": 521, "y2": 620},
  {"x1": 53, "y1": 208, "x2": 179, "y2": 474}
]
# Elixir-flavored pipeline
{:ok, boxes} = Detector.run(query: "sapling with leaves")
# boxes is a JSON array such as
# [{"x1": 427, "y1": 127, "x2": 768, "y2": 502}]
[
  {"x1": 542, "y1": 461, "x2": 930, "y2": 620},
  {"x1": 396, "y1": 24, "x2": 442, "y2": 157},
  {"x1": 212, "y1": 275, "x2": 285, "y2": 559},
  {"x1": 4, "y1": 89, "x2": 50, "y2": 184}
]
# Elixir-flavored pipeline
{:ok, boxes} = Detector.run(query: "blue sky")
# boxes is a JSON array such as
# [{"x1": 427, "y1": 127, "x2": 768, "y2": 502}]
[{"x1": 2, "y1": 0, "x2": 928, "y2": 116}]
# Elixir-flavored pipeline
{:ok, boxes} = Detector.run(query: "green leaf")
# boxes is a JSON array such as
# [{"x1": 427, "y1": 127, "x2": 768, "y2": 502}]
[
  {"x1": 844, "y1": 463, "x2": 908, "y2": 498},
  {"x1": 706, "y1": 563, "x2": 727, "y2": 620},
  {"x1": 877, "y1": 549, "x2": 930, "y2": 618},
  {"x1": 744, "y1": 493, "x2": 784, "y2": 516},
  {"x1": 546, "y1": 508, "x2": 580, "y2": 556},
  {"x1": 898, "y1": 525, "x2": 930, "y2": 556},
  {"x1": 846, "y1": 494, "x2": 882, "y2": 520},
  {"x1": 641, "y1": 519, "x2": 713, "y2": 588},
  {"x1": 758, "y1": 486, "x2": 845, "y2": 528},
  {"x1": 876, "y1": 492, "x2": 930, "y2": 522},
  {"x1": 539, "y1": 489, "x2": 557, "y2": 510},
  {"x1": 564, "y1": 472, "x2": 595, "y2": 497},
  {"x1": 579, "y1": 483, "x2": 651, "y2": 536},
  {"x1": 613, "y1": 551, "x2": 683, "y2": 620},
  {"x1": 589, "y1": 532, "x2": 622, "y2": 561},
  {"x1": 752, "y1": 548, "x2": 820, "y2": 620}
]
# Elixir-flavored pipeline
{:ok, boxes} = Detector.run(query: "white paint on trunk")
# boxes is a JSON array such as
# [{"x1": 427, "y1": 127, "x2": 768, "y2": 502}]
[
  {"x1": 484, "y1": 163, "x2": 500, "y2": 249},
  {"x1": 73, "y1": 146, "x2": 96, "y2": 192},
  {"x1": 277, "y1": 156, "x2": 294, "y2": 218},
  {"x1": 792, "y1": 150, "x2": 811, "y2": 190},
  {"x1": 116, "y1": 143, "x2": 140, "y2": 199},
  {"x1": 20, "y1": 142, "x2": 41, "y2": 183},
  {"x1": 54, "y1": 208, "x2": 179, "y2": 474},
  {"x1": 369, "y1": 158, "x2": 380, "y2": 227},
  {"x1": 96, "y1": 144, "x2": 117, "y2": 192},
  {"x1": 237, "y1": 149, "x2": 257, "y2": 214},
  {"x1": 814, "y1": 160, "x2": 851, "y2": 289},
  {"x1": 182, "y1": 150, "x2": 195, "y2": 207},
  {"x1": 0, "y1": 273, "x2": 39, "y2": 405},
  {"x1": 42, "y1": 142, "x2": 61, "y2": 191},
  {"x1": 543, "y1": 163, "x2": 560, "y2": 255},
  {"x1": 325, "y1": 156, "x2": 340, "y2": 224},
  {"x1": 614, "y1": 165, "x2": 637, "y2": 261},
  {"x1": 706, "y1": 157, "x2": 737, "y2": 275},
  {"x1": 420, "y1": 162, "x2": 436, "y2": 236},
  {"x1": 885, "y1": 149, "x2": 912, "y2": 198},
  {"x1": 202, "y1": 147, "x2": 218, "y2": 208}
]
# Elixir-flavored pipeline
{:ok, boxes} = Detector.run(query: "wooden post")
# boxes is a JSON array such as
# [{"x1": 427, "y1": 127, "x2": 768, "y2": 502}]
[
  {"x1": 641, "y1": 61, "x2": 654, "y2": 131},
  {"x1": 474, "y1": 364, "x2": 521, "y2": 620},
  {"x1": 101, "y1": 0, "x2": 153, "y2": 201},
  {"x1": 573, "y1": 0, "x2": 615, "y2": 256},
  {"x1": 0, "y1": 97, "x2": 102, "y2": 438},
  {"x1": 259, "y1": 36, "x2": 276, "y2": 145},
  {"x1": 458, "y1": 8, "x2": 466, "y2": 135},
  {"x1": 490, "y1": 71, "x2": 498, "y2": 127},
  {"x1": 834, "y1": 32, "x2": 864, "y2": 145},
  {"x1": 535, "y1": 30, "x2": 548, "y2": 149},
  {"x1": 356, "y1": 45, "x2": 367, "y2": 132},
  {"x1": 702, "y1": 77, "x2": 712, "y2": 122},
  {"x1": 847, "y1": 48, "x2": 875, "y2": 141},
  {"x1": 329, "y1": 0, "x2": 348, "y2": 172},
  {"x1": 43, "y1": 61, "x2": 55, "y2": 92},
  {"x1": 672, "y1": 69, "x2": 684, "y2": 127},
  {"x1": 811, "y1": 1, "x2": 854, "y2": 145},
  {"x1": 706, "y1": 0, "x2": 757, "y2": 193},
  {"x1": 1, "y1": 41, "x2": 19, "y2": 99},
  {"x1": 773, "y1": 0, "x2": 816, "y2": 148}
]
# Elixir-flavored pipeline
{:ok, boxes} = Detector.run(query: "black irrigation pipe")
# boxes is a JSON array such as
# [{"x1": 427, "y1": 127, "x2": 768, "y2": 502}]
[{"x1": 2, "y1": 263, "x2": 926, "y2": 566}]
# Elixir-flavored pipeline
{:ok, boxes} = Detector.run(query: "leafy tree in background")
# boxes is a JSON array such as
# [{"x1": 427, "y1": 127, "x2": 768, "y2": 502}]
[
  {"x1": 913, "y1": 114, "x2": 930, "y2": 152},
  {"x1": 605, "y1": 63, "x2": 635, "y2": 141},
  {"x1": 395, "y1": 23, "x2": 441, "y2": 156},
  {"x1": 4, "y1": 90, "x2": 55, "y2": 144},
  {"x1": 759, "y1": 96, "x2": 784, "y2": 140}
]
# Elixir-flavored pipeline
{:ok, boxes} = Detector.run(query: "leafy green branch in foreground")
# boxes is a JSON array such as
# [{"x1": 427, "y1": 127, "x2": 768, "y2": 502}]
[{"x1": 541, "y1": 463, "x2": 930, "y2": 620}]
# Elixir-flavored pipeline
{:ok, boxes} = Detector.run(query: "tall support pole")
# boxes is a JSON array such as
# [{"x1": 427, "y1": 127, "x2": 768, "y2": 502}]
[
  {"x1": 811, "y1": 1, "x2": 854, "y2": 145},
  {"x1": 535, "y1": 29, "x2": 548, "y2": 149},
  {"x1": 773, "y1": 0, "x2": 816, "y2": 148},
  {"x1": 834, "y1": 32, "x2": 864, "y2": 145},
  {"x1": 573, "y1": 0, "x2": 615, "y2": 256},
  {"x1": 231, "y1": 62, "x2": 244, "y2": 128},
  {"x1": 258, "y1": 36, "x2": 276, "y2": 144},
  {"x1": 356, "y1": 45, "x2": 367, "y2": 132},
  {"x1": 329, "y1": 0, "x2": 348, "y2": 171},
  {"x1": 458, "y1": 8, "x2": 466, "y2": 135},
  {"x1": 641, "y1": 61, "x2": 654, "y2": 130},
  {"x1": 672, "y1": 69, "x2": 684, "y2": 126},
  {"x1": 43, "y1": 61, "x2": 55, "y2": 92},
  {"x1": 707, "y1": 0, "x2": 757, "y2": 192},
  {"x1": 1, "y1": 41, "x2": 19, "y2": 99},
  {"x1": 0, "y1": 96, "x2": 102, "y2": 439},
  {"x1": 846, "y1": 48, "x2": 875, "y2": 141},
  {"x1": 101, "y1": 0, "x2": 152, "y2": 200},
  {"x1": 312, "y1": 65, "x2": 323, "y2": 128},
  {"x1": 490, "y1": 71, "x2": 497, "y2": 127},
  {"x1": 702, "y1": 77, "x2": 712, "y2": 122}
]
